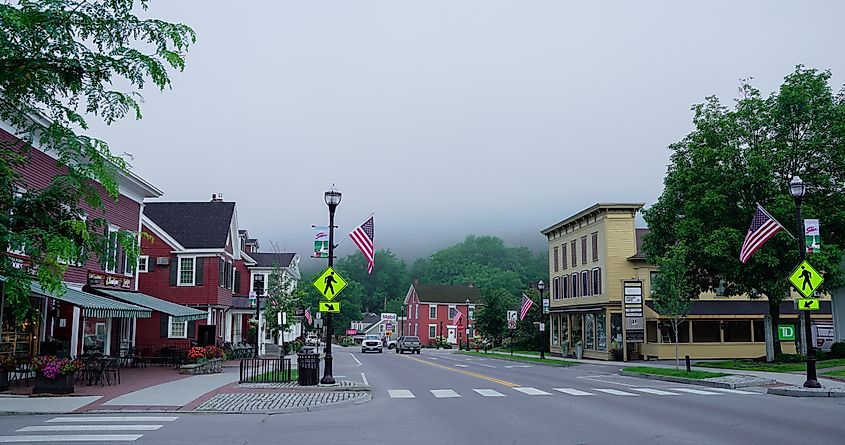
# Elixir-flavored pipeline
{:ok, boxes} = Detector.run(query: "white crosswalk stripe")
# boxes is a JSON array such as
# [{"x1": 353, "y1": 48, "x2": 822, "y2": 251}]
[
  {"x1": 553, "y1": 388, "x2": 593, "y2": 396},
  {"x1": 593, "y1": 388, "x2": 639, "y2": 396},
  {"x1": 707, "y1": 388, "x2": 759, "y2": 395},
  {"x1": 630, "y1": 388, "x2": 681, "y2": 396},
  {"x1": 0, "y1": 416, "x2": 179, "y2": 443},
  {"x1": 388, "y1": 389, "x2": 416, "y2": 398},
  {"x1": 667, "y1": 388, "x2": 722, "y2": 395},
  {"x1": 473, "y1": 389, "x2": 506, "y2": 397},
  {"x1": 431, "y1": 389, "x2": 461, "y2": 398},
  {"x1": 513, "y1": 387, "x2": 552, "y2": 396}
]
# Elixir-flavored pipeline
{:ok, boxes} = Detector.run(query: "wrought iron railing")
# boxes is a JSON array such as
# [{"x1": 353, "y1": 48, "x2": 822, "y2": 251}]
[{"x1": 239, "y1": 357, "x2": 293, "y2": 383}]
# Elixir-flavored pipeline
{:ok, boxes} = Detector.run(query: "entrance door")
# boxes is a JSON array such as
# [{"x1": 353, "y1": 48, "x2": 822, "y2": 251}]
[{"x1": 447, "y1": 327, "x2": 456, "y2": 344}]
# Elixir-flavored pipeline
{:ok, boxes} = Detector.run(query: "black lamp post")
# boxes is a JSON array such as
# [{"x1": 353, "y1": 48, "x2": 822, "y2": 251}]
[
  {"x1": 400, "y1": 304, "x2": 405, "y2": 337},
  {"x1": 321, "y1": 188, "x2": 342, "y2": 385},
  {"x1": 537, "y1": 280, "x2": 546, "y2": 359},
  {"x1": 252, "y1": 291, "x2": 260, "y2": 358},
  {"x1": 790, "y1": 176, "x2": 820, "y2": 389},
  {"x1": 465, "y1": 299, "x2": 471, "y2": 351}
]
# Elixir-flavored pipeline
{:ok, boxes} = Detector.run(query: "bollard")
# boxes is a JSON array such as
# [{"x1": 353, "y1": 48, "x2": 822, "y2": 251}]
[{"x1": 685, "y1": 355, "x2": 691, "y2": 373}]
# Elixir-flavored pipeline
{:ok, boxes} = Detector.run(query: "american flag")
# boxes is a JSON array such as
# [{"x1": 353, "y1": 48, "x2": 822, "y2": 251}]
[
  {"x1": 452, "y1": 310, "x2": 462, "y2": 327},
  {"x1": 740, "y1": 204, "x2": 785, "y2": 264},
  {"x1": 350, "y1": 215, "x2": 375, "y2": 274},
  {"x1": 519, "y1": 293, "x2": 534, "y2": 320},
  {"x1": 304, "y1": 307, "x2": 312, "y2": 325}
]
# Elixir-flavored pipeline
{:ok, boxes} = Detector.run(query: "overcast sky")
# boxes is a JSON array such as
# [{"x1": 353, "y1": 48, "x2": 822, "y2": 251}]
[{"x1": 89, "y1": 0, "x2": 845, "y2": 269}]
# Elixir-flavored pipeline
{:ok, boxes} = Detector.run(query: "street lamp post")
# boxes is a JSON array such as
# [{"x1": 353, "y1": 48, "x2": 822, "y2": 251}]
[
  {"x1": 321, "y1": 188, "x2": 342, "y2": 385},
  {"x1": 400, "y1": 305, "x2": 405, "y2": 337},
  {"x1": 790, "y1": 176, "x2": 820, "y2": 389},
  {"x1": 465, "y1": 299, "x2": 471, "y2": 351},
  {"x1": 537, "y1": 280, "x2": 546, "y2": 360},
  {"x1": 251, "y1": 291, "x2": 260, "y2": 358}
]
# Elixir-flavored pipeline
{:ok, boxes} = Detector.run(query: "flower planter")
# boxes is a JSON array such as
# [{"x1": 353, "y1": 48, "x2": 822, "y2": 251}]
[
  {"x1": 33, "y1": 372, "x2": 74, "y2": 394},
  {"x1": 0, "y1": 370, "x2": 8, "y2": 392}
]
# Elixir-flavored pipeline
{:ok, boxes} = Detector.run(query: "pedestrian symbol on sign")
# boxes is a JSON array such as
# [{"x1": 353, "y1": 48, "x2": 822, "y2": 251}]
[{"x1": 788, "y1": 260, "x2": 824, "y2": 298}]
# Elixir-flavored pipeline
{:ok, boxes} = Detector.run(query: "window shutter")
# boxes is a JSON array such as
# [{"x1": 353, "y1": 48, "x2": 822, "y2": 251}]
[
  {"x1": 169, "y1": 258, "x2": 178, "y2": 286},
  {"x1": 553, "y1": 247, "x2": 559, "y2": 272},
  {"x1": 195, "y1": 258, "x2": 204, "y2": 286},
  {"x1": 234, "y1": 270, "x2": 241, "y2": 294},
  {"x1": 187, "y1": 320, "x2": 196, "y2": 338},
  {"x1": 160, "y1": 315, "x2": 169, "y2": 338},
  {"x1": 218, "y1": 259, "x2": 224, "y2": 288},
  {"x1": 586, "y1": 270, "x2": 592, "y2": 296},
  {"x1": 597, "y1": 268, "x2": 602, "y2": 294}
]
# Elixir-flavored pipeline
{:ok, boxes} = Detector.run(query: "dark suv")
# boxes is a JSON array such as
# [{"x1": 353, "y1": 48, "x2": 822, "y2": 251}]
[{"x1": 396, "y1": 336, "x2": 421, "y2": 354}]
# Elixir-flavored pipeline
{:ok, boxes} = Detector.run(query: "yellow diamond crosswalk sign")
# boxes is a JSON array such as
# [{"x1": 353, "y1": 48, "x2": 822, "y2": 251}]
[
  {"x1": 312, "y1": 267, "x2": 347, "y2": 301},
  {"x1": 788, "y1": 260, "x2": 823, "y2": 298},
  {"x1": 319, "y1": 301, "x2": 341, "y2": 313}
]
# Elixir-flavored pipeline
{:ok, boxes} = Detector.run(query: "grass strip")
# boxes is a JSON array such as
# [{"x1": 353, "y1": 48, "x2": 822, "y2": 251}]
[
  {"x1": 697, "y1": 358, "x2": 845, "y2": 373},
  {"x1": 822, "y1": 369, "x2": 845, "y2": 378},
  {"x1": 623, "y1": 366, "x2": 730, "y2": 379},
  {"x1": 248, "y1": 368, "x2": 299, "y2": 382},
  {"x1": 458, "y1": 351, "x2": 578, "y2": 367}
]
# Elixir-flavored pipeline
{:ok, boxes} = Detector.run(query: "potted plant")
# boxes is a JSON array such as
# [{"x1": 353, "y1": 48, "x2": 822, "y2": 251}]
[
  {"x1": 0, "y1": 356, "x2": 16, "y2": 391},
  {"x1": 574, "y1": 340, "x2": 584, "y2": 359},
  {"x1": 188, "y1": 346, "x2": 208, "y2": 363},
  {"x1": 31, "y1": 355, "x2": 81, "y2": 394},
  {"x1": 610, "y1": 340, "x2": 623, "y2": 361}
]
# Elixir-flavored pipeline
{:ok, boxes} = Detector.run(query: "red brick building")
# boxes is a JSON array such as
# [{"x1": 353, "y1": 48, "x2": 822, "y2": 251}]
[{"x1": 403, "y1": 281, "x2": 481, "y2": 346}]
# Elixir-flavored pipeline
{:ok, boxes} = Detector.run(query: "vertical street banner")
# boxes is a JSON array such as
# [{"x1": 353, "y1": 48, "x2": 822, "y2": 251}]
[
  {"x1": 804, "y1": 219, "x2": 820, "y2": 253},
  {"x1": 312, "y1": 225, "x2": 329, "y2": 258}
]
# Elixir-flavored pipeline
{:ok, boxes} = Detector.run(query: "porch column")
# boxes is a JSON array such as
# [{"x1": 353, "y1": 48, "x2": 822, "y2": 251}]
[{"x1": 70, "y1": 307, "x2": 80, "y2": 357}]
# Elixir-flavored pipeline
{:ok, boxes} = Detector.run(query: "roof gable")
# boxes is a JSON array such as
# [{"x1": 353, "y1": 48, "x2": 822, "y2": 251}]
[
  {"x1": 143, "y1": 202, "x2": 236, "y2": 249},
  {"x1": 413, "y1": 283, "x2": 481, "y2": 304},
  {"x1": 247, "y1": 252, "x2": 296, "y2": 268}
]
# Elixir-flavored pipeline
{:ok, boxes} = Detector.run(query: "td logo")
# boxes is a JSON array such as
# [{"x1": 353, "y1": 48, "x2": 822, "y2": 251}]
[{"x1": 778, "y1": 325, "x2": 796, "y2": 341}]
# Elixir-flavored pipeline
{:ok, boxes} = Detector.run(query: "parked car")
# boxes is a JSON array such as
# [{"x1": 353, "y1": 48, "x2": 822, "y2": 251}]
[
  {"x1": 361, "y1": 335, "x2": 383, "y2": 353},
  {"x1": 396, "y1": 336, "x2": 421, "y2": 354},
  {"x1": 305, "y1": 334, "x2": 321, "y2": 347},
  {"x1": 386, "y1": 337, "x2": 397, "y2": 349}
]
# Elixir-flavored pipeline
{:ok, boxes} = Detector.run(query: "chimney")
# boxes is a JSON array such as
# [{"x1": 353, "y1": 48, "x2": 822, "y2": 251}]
[
  {"x1": 468, "y1": 282, "x2": 475, "y2": 288},
  {"x1": 413, "y1": 278, "x2": 419, "y2": 287},
  {"x1": 211, "y1": 193, "x2": 224, "y2": 202}
]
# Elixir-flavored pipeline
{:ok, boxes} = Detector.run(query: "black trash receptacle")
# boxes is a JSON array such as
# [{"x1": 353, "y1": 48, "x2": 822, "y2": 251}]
[{"x1": 297, "y1": 352, "x2": 320, "y2": 386}]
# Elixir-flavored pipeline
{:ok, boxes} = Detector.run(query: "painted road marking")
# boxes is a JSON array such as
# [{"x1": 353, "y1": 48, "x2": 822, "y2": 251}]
[
  {"x1": 361, "y1": 372, "x2": 369, "y2": 387},
  {"x1": 667, "y1": 388, "x2": 722, "y2": 395},
  {"x1": 707, "y1": 388, "x2": 758, "y2": 395},
  {"x1": 503, "y1": 365, "x2": 532, "y2": 369},
  {"x1": 17, "y1": 425, "x2": 163, "y2": 432},
  {"x1": 0, "y1": 435, "x2": 144, "y2": 442},
  {"x1": 553, "y1": 388, "x2": 593, "y2": 396},
  {"x1": 350, "y1": 353, "x2": 362, "y2": 366},
  {"x1": 388, "y1": 390, "x2": 415, "y2": 399},
  {"x1": 431, "y1": 389, "x2": 461, "y2": 398},
  {"x1": 454, "y1": 364, "x2": 468, "y2": 368},
  {"x1": 578, "y1": 375, "x2": 638, "y2": 387},
  {"x1": 593, "y1": 388, "x2": 639, "y2": 396},
  {"x1": 405, "y1": 356, "x2": 519, "y2": 387},
  {"x1": 473, "y1": 389, "x2": 506, "y2": 397},
  {"x1": 513, "y1": 387, "x2": 551, "y2": 396},
  {"x1": 46, "y1": 417, "x2": 178, "y2": 423},
  {"x1": 630, "y1": 388, "x2": 680, "y2": 396}
]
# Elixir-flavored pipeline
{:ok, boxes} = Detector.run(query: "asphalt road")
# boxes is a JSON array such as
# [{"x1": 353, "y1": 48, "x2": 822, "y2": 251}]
[{"x1": 0, "y1": 346, "x2": 843, "y2": 444}]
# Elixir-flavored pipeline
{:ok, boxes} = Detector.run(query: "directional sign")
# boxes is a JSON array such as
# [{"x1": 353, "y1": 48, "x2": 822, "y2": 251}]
[
  {"x1": 312, "y1": 267, "x2": 347, "y2": 301},
  {"x1": 319, "y1": 301, "x2": 341, "y2": 313},
  {"x1": 507, "y1": 311, "x2": 517, "y2": 322},
  {"x1": 796, "y1": 298, "x2": 820, "y2": 311},
  {"x1": 778, "y1": 325, "x2": 796, "y2": 341},
  {"x1": 788, "y1": 260, "x2": 824, "y2": 298}
]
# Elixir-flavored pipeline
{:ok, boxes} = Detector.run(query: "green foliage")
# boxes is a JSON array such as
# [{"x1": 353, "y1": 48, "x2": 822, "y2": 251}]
[
  {"x1": 831, "y1": 342, "x2": 845, "y2": 359},
  {"x1": 298, "y1": 277, "x2": 363, "y2": 336},
  {"x1": 643, "y1": 66, "x2": 845, "y2": 354},
  {"x1": 262, "y1": 264, "x2": 305, "y2": 338},
  {"x1": 335, "y1": 249, "x2": 408, "y2": 313},
  {"x1": 474, "y1": 288, "x2": 517, "y2": 345},
  {"x1": 0, "y1": 0, "x2": 194, "y2": 320}
]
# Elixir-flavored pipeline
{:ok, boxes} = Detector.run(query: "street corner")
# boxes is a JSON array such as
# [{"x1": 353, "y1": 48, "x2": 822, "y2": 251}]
[
  {"x1": 191, "y1": 390, "x2": 371, "y2": 414},
  {"x1": 767, "y1": 386, "x2": 845, "y2": 398}
]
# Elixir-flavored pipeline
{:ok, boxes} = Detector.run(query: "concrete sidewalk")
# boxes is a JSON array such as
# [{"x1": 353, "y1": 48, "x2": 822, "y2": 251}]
[{"x1": 102, "y1": 370, "x2": 239, "y2": 407}]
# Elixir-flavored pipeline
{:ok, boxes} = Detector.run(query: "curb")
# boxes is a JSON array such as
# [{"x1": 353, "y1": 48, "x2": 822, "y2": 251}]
[
  {"x1": 767, "y1": 386, "x2": 845, "y2": 398},
  {"x1": 455, "y1": 352, "x2": 578, "y2": 367},
  {"x1": 619, "y1": 371, "x2": 775, "y2": 388}
]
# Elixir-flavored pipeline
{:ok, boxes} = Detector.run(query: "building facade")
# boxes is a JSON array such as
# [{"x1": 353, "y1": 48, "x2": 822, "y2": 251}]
[
  {"x1": 542, "y1": 203, "x2": 833, "y2": 361},
  {"x1": 403, "y1": 281, "x2": 481, "y2": 346}
]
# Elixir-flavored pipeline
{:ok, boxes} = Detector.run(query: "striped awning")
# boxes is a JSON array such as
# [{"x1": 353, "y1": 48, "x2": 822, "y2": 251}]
[
  {"x1": 95, "y1": 289, "x2": 206, "y2": 322},
  {"x1": 30, "y1": 282, "x2": 151, "y2": 319}
]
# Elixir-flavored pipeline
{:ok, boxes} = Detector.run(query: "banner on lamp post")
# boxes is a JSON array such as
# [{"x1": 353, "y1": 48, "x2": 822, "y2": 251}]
[
  {"x1": 312, "y1": 225, "x2": 330, "y2": 258},
  {"x1": 804, "y1": 219, "x2": 820, "y2": 253}
]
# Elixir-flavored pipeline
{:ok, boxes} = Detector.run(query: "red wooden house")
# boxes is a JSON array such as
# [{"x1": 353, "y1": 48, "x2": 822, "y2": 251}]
[{"x1": 403, "y1": 280, "x2": 481, "y2": 346}]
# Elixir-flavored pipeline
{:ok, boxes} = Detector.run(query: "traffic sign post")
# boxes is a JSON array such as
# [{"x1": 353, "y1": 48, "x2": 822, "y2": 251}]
[{"x1": 312, "y1": 267, "x2": 348, "y2": 300}]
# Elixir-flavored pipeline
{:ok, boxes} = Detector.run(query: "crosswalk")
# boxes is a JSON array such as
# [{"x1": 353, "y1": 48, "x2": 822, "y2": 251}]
[
  {"x1": 386, "y1": 386, "x2": 758, "y2": 399},
  {"x1": 0, "y1": 416, "x2": 178, "y2": 442}
]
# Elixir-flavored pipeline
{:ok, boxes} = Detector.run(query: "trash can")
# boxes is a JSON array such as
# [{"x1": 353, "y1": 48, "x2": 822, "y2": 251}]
[{"x1": 297, "y1": 352, "x2": 320, "y2": 386}]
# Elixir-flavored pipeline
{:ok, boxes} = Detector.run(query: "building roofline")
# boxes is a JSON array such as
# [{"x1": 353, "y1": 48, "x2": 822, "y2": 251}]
[{"x1": 541, "y1": 203, "x2": 645, "y2": 235}]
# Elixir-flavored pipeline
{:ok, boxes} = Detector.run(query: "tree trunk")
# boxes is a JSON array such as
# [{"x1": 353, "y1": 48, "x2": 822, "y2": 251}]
[
  {"x1": 769, "y1": 299, "x2": 782, "y2": 358},
  {"x1": 673, "y1": 320, "x2": 680, "y2": 370}
]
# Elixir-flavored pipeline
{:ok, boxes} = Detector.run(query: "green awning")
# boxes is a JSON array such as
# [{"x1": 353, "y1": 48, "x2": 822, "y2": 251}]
[
  {"x1": 96, "y1": 289, "x2": 206, "y2": 322},
  {"x1": 31, "y1": 283, "x2": 151, "y2": 319}
]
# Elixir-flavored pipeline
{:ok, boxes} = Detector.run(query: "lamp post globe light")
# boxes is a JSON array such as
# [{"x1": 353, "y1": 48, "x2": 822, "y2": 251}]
[
  {"x1": 321, "y1": 187, "x2": 341, "y2": 385},
  {"x1": 537, "y1": 280, "x2": 546, "y2": 359},
  {"x1": 790, "y1": 176, "x2": 820, "y2": 388}
]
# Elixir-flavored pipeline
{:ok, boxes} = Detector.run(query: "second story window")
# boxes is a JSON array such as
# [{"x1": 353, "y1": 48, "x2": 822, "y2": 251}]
[
  {"x1": 591, "y1": 232, "x2": 599, "y2": 262},
  {"x1": 138, "y1": 256, "x2": 149, "y2": 273},
  {"x1": 581, "y1": 236, "x2": 588, "y2": 265},
  {"x1": 553, "y1": 246, "x2": 559, "y2": 272},
  {"x1": 104, "y1": 228, "x2": 119, "y2": 273},
  {"x1": 252, "y1": 273, "x2": 266, "y2": 295},
  {"x1": 429, "y1": 305, "x2": 437, "y2": 319},
  {"x1": 570, "y1": 240, "x2": 577, "y2": 268},
  {"x1": 178, "y1": 257, "x2": 196, "y2": 286},
  {"x1": 448, "y1": 305, "x2": 456, "y2": 319}
]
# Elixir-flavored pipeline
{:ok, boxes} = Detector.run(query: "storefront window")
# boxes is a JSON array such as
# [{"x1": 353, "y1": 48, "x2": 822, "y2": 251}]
[
  {"x1": 552, "y1": 316, "x2": 559, "y2": 346},
  {"x1": 571, "y1": 314, "x2": 583, "y2": 348},
  {"x1": 646, "y1": 321, "x2": 658, "y2": 343},
  {"x1": 752, "y1": 320, "x2": 766, "y2": 342},
  {"x1": 83, "y1": 318, "x2": 107, "y2": 354},
  {"x1": 723, "y1": 320, "x2": 752, "y2": 342},
  {"x1": 611, "y1": 313, "x2": 622, "y2": 345},
  {"x1": 596, "y1": 313, "x2": 607, "y2": 351},
  {"x1": 692, "y1": 320, "x2": 721, "y2": 343},
  {"x1": 660, "y1": 320, "x2": 690, "y2": 343},
  {"x1": 585, "y1": 314, "x2": 595, "y2": 350},
  {"x1": 560, "y1": 316, "x2": 569, "y2": 351}
]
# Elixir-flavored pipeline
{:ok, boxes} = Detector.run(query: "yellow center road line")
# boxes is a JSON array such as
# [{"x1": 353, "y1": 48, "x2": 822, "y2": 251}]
[{"x1": 405, "y1": 356, "x2": 519, "y2": 388}]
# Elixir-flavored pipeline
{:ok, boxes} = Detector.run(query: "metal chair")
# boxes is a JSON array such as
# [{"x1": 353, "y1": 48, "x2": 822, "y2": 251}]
[{"x1": 103, "y1": 357, "x2": 120, "y2": 385}]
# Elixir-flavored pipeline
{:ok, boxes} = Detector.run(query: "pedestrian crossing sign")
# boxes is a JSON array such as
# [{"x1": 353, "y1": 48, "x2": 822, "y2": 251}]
[
  {"x1": 788, "y1": 260, "x2": 823, "y2": 298},
  {"x1": 319, "y1": 301, "x2": 341, "y2": 313},
  {"x1": 312, "y1": 267, "x2": 347, "y2": 301}
]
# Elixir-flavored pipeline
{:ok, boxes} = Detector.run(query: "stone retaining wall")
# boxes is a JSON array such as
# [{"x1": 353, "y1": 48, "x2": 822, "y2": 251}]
[{"x1": 180, "y1": 358, "x2": 223, "y2": 375}]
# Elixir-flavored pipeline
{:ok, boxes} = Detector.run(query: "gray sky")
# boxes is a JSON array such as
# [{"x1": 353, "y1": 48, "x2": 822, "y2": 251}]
[{"x1": 90, "y1": 0, "x2": 845, "y2": 270}]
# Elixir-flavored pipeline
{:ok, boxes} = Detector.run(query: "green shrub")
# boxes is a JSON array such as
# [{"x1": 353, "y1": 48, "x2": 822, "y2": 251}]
[
  {"x1": 815, "y1": 350, "x2": 827, "y2": 360},
  {"x1": 831, "y1": 342, "x2": 845, "y2": 359}
]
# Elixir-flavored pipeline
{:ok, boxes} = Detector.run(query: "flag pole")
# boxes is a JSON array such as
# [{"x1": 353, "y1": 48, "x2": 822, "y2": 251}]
[{"x1": 756, "y1": 202, "x2": 796, "y2": 240}]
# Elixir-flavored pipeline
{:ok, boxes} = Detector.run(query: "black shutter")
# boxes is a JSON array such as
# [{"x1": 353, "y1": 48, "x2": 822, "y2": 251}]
[
  {"x1": 187, "y1": 320, "x2": 196, "y2": 338},
  {"x1": 160, "y1": 314, "x2": 169, "y2": 338},
  {"x1": 195, "y1": 258, "x2": 203, "y2": 286},
  {"x1": 234, "y1": 270, "x2": 241, "y2": 294},
  {"x1": 169, "y1": 258, "x2": 178, "y2": 286},
  {"x1": 218, "y1": 259, "x2": 223, "y2": 288}
]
